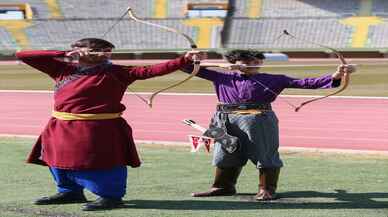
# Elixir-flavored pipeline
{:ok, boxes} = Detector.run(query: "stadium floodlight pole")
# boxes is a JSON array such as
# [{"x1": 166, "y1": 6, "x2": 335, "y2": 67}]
[
  {"x1": 127, "y1": 7, "x2": 201, "y2": 108},
  {"x1": 282, "y1": 30, "x2": 351, "y2": 112}
]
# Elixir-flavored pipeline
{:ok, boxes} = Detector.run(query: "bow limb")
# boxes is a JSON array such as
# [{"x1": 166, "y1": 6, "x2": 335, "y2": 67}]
[
  {"x1": 127, "y1": 7, "x2": 199, "y2": 108},
  {"x1": 147, "y1": 56, "x2": 200, "y2": 108},
  {"x1": 128, "y1": 8, "x2": 196, "y2": 48},
  {"x1": 294, "y1": 50, "x2": 350, "y2": 112},
  {"x1": 283, "y1": 30, "x2": 351, "y2": 112},
  {"x1": 294, "y1": 71, "x2": 350, "y2": 112},
  {"x1": 148, "y1": 60, "x2": 201, "y2": 107}
]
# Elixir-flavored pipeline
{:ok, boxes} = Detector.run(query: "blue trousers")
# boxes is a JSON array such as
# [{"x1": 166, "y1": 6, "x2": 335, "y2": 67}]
[{"x1": 49, "y1": 166, "x2": 127, "y2": 199}]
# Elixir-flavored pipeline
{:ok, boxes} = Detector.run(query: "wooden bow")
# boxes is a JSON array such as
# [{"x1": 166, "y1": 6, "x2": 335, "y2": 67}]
[
  {"x1": 127, "y1": 7, "x2": 201, "y2": 108},
  {"x1": 283, "y1": 30, "x2": 351, "y2": 112}
]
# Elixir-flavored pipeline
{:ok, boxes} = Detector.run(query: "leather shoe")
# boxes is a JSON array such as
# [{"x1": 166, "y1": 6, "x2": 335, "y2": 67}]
[
  {"x1": 34, "y1": 192, "x2": 87, "y2": 205},
  {"x1": 256, "y1": 188, "x2": 278, "y2": 201},
  {"x1": 191, "y1": 187, "x2": 236, "y2": 197},
  {"x1": 82, "y1": 197, "x2": 123, "y2": 211}
]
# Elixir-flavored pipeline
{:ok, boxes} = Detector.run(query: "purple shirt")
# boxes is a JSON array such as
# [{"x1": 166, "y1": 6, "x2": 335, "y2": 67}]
[{"x1": 183, "y1": 66, "x2": 341, "y2": 104}]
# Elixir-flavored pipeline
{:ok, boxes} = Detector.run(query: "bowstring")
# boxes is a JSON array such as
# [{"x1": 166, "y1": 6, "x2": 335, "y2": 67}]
[
  {"x1": 100, "y1": 7, "x2": 151, "y2": 105},
  {"x1": 101, "y1": 8, "x2": 131, "y2": 38},
  {"x1": 250, "y1": 77, "x2": 298, "y2": 110},
  {"x1": 282, "y1": 29, "x2": 349, "y2": 111},
  {"x1": 99, "y1": 7, "x2": 148, "y2": 189},
  {"x1": 245, "y1": 31, "x2": 299, "y2": 110},
  {"x1": 127, "y1": 7, "x2": 200, "y2": 108}
]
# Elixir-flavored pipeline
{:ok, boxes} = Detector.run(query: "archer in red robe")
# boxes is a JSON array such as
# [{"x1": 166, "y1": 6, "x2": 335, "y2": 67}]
[{"x1": 16, "y1": 38, "x2": 204, "y2": 211}]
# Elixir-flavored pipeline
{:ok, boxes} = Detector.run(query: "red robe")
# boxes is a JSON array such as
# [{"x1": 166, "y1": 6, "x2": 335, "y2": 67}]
[{"x1": 16, "y1": 50, "x2": 191, "y2": 170}]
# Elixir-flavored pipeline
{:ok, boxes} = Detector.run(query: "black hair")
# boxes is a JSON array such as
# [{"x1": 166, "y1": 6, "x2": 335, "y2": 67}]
[
  {"x1": 71, "y1": 38, "x2": 115, "y2": 50},
  {"x1": 224, "y1": 49, "x2": 265, "y2": 63}
]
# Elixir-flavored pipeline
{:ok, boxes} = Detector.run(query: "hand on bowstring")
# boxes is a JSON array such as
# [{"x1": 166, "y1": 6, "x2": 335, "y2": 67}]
[
  {"x1": 65, "y1": 47, "x2": 90, "y2": 60},
  {"x1": 227, "y1": 64, "x2": 247, "y2": 71}
]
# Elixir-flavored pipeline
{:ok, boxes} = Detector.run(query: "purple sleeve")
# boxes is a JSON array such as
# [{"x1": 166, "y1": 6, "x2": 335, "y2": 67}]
[
  {"x1": 284, "y1": 74, "x2": 341, "y2": 89},
  {"x1": 181, "y1": 65, "x2": 226, "y2": 81}
]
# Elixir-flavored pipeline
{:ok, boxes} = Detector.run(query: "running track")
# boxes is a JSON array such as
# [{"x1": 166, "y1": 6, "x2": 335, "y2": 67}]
[{"x1": 0, "y1": 91, "x2": 387, "y2": 152}]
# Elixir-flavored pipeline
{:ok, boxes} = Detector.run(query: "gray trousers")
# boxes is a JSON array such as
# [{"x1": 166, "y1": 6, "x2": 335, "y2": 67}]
[{"x1": 211, "y1": 111, "x2": 283, "y2": 169}]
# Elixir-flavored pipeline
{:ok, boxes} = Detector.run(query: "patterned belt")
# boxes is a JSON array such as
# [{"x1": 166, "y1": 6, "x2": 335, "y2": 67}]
[{"x1": 216, "y1": 103, "x2": 272, "y2": 115}]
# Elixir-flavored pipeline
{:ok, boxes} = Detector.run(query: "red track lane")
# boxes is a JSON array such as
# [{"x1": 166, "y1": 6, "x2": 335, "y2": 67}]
[{"x1": 0, "y1": 92, "x2": 387, "y2": 152}]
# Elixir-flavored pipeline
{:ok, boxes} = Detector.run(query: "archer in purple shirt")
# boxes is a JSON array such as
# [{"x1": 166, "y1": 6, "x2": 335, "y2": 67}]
[
  {"x1": 182, "y1": 49, "x2": 355, "y2": 201},
  {"x1": 184, "y1": 58, "x2": 342, "y2": 104}
]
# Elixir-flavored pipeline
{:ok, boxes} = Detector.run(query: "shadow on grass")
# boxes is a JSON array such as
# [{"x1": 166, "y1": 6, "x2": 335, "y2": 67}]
[{"x1": 122, "y1": 189, "x2": 388, "y2": 210}]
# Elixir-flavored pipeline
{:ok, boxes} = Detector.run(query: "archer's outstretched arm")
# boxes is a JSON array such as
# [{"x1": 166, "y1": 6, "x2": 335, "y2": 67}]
[
  {"x1": 126, "y1": 55, "x2": 191, "y2": 80},
  {"x1": 180, "y1": 64, "x2": 227, "y2": 82},
  {"x1": 285, "y1": 74, "x2": 341, "y2": 89},
  {"x1": 285, "y1": 64, "x2": 356, "y2": 89}
]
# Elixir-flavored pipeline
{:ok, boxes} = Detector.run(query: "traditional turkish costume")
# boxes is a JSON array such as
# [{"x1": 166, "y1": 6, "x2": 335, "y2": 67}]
[
  {"x1": 16, "y1": 50, "x2": 191, "y2": 199},
  {"x1": 182, "y1": 65, "x2": 341, "y2": 200}
]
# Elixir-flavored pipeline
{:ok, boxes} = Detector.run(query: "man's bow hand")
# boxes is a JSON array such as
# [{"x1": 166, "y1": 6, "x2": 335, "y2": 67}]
[
  {"x1": 184, "y1": 51, "x2": 207, "y2": 62},
  {"x1": 332, "y1": 64, "x2": 356, "y2": 79}
]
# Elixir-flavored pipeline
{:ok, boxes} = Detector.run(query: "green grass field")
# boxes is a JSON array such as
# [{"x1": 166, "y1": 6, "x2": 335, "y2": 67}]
[
  {"x1": 1, "y1": 137, "x2": 388, "y2": 217},
  {"x1": 1, "y1": 61, "x2": 388, "y2": 96}
]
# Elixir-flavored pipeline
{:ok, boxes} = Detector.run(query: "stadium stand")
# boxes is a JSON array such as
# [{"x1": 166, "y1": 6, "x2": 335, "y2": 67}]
[
  {"x1": 0, "y1": 0, "x2": 388, "y2": 53},
  {"x1": 58, "y1": 0, "x2": 154, "y2": 19},
  {"x1": 368, "y1": 19, "x2": 388, "y2": 48},
  {"x1": 372, "y1": 0, "x2": 388, "y2": 16},
  {"x1": 224, "y1": 18, "x2": 353, "y2": 49},
  {"x1": 0, "y1": 27, "x2": 16, "y2": 50},
  {"x1": 233, "y1": 0, "x2": 360, "y2": 18},
  {"x1": 261, "y1": 0, "x2": 359, "y2": 18},
  {"x1": 25, "y1": 19, "x2": 196, "y2": 50},
  {"x1": 57, "y1": 0, "x2": 228, "y2": 19}
]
